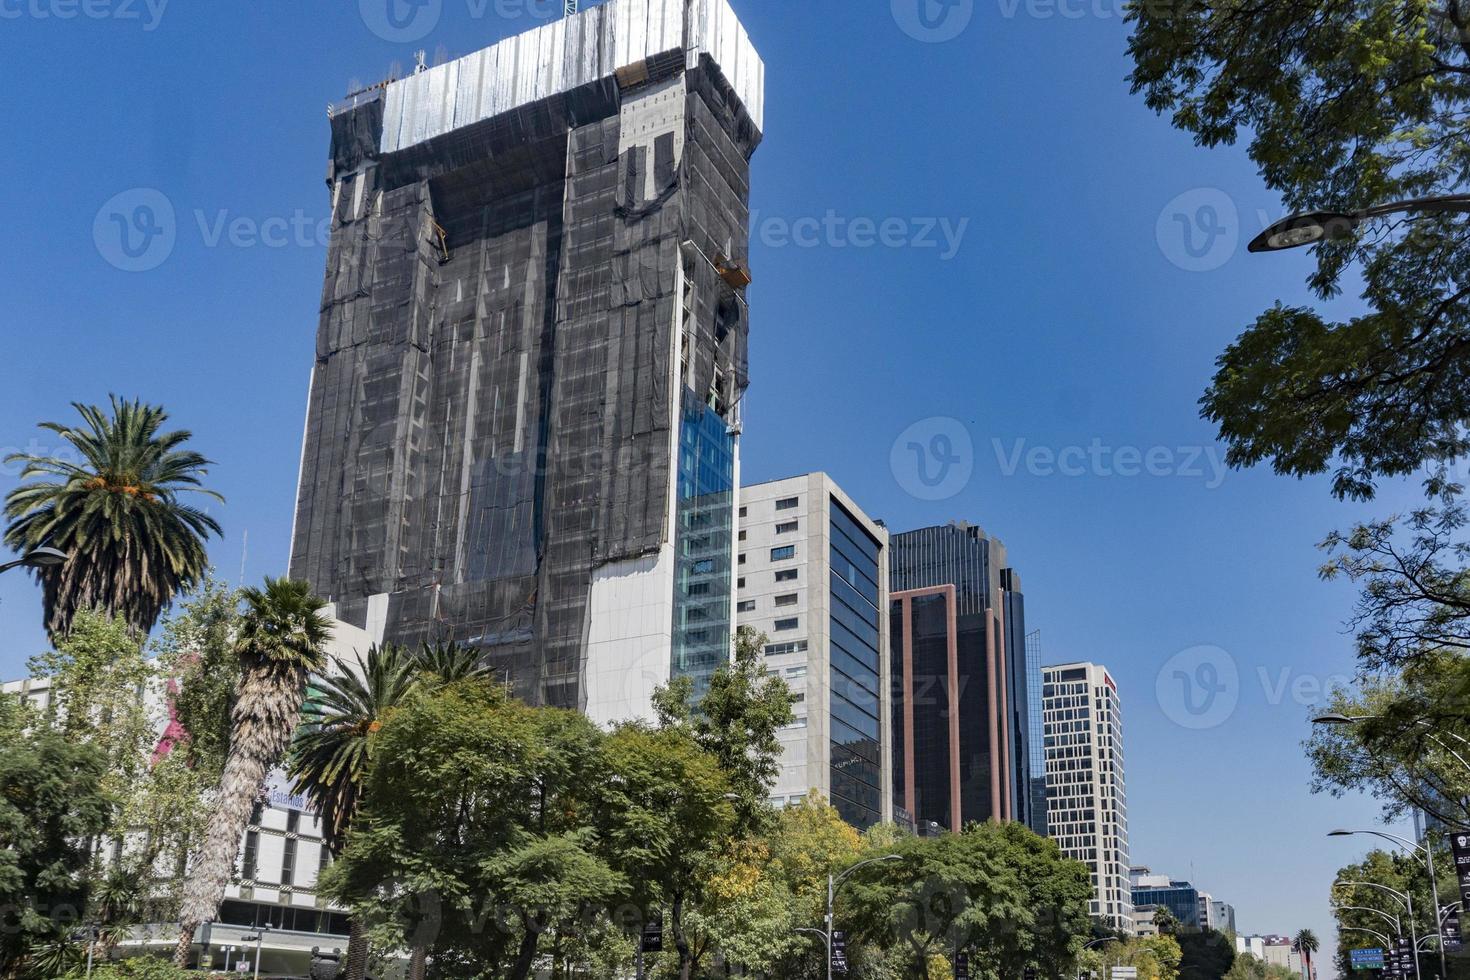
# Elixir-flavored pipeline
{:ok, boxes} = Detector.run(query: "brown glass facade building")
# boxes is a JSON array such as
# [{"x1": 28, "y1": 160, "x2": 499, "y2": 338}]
[{"x1": 889, "y1": 523, "x2": 1041, "y2": 834}]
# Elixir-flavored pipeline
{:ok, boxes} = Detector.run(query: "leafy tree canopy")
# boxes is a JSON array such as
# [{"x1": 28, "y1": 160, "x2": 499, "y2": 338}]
[{"x1": 1128, "y1": 0, "x2": 1470, "y2": 502}]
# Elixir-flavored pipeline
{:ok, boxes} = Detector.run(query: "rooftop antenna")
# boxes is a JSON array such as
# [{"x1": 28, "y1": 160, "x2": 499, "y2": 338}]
[
  {"x1": 565, "y1": 0, "x2": 577, "y2": 14},
  {"x1": 414, "y1": 49, "x2": 429, "y2": 74}
]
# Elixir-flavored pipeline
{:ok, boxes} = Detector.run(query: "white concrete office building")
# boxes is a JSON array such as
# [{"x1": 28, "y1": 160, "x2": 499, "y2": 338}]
[
  {"x1": 735, "y1": 474, "x2": 892, "y2": 829},
  {"x1": 1042, "y1": 661, "x2": 1132, "y2": 932}
]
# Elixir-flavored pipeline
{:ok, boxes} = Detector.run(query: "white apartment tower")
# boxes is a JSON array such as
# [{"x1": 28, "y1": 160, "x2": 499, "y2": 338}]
[
  {"x1": 1042, "y1": 661, "x2": 1132, "y2": 932},
  {"x1": 735, "y1": 474, "x2": 892, "y2": 829}
]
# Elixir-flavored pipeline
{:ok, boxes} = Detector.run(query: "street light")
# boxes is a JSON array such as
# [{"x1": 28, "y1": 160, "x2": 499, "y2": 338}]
[
  {"x1": 0, "y1": 547, "x2": 68, "y2": 575},
  {"x1": 1313, "y1": 714, "x2": 1470, "y2": 773},
  {"x1": 1249, "y1": 195, "x2": 1470, "y2": 253},
  {"x1": 1331, "y1": 829, "x2": 1452, "y2": 978},
  {"x1": 1334, "y1": 904, "x2": 1403, "y2": 937},
  {"x1": 1334, "y1": 879, "x2": 1422, "y2": 978},
  {"x1": 811, "y1": 854, "x2": 901, "y2": 980},
  {"x1": 1080, "y1": 937, "x2": 1120, "y2": 980}
]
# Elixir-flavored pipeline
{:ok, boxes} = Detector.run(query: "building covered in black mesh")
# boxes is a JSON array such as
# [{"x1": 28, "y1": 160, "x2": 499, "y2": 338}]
[{"x1": 289, "y1": 0, "x2": 764, "y2": 717}]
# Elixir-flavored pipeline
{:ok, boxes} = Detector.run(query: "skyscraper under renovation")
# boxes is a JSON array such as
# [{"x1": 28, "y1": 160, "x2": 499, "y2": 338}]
[{"x1": 288, "y1": 0, "x2": 764, "y2": 721}]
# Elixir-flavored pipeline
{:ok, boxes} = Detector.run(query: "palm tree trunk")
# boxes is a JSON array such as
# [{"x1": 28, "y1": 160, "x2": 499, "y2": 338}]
[
  {"x1": 345, "y1": 918, "x2": 371, "y2": 980},
  {"x1": 175, "y1": 664, "x2": 307, "y2": 967},
  {"x1": 408, "y1": 945, "x2": 428, "y2": 980}
]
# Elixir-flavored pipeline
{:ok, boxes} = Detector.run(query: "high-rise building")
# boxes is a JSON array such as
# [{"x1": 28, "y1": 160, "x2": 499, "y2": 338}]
[
  {"x1": 288, "y1": 0, "x2": 764, "y2": 721},
  {"x1": 734, "y1": 474, "x2": 891, "y2": 829},
  {"x1": 888, "y1": 523, "x2": 1041, "y2": 833},
  {"x1": 1043, "y1": 662, "x2": 1131, "y2": 931}
]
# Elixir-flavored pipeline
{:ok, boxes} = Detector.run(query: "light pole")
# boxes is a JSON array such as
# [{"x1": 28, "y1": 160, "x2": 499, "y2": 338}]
[
  {"x1": 1341, "y1": 926, "x2": 1394, "y2": 948},
  {"x1": 811, "y1": 854, "x2": 901, "y2": 980},
  {"x1": 1335, "y1": 905, "x2": 1404, "y2": 938},
  {"x1": 0, "y1": 547, "x2": 68, "y2": 576},
  {"x1": 1331, "y1": 826, "x2": 1450, "y2": 980},
  {"x1": 1248, "y1": 195, "x2": 1470, "y2": 253},
  {"x1": 1314, "y1": 713, "x2": 1470, "y2": 776},
  {"x1": 1081, "y1": 936, "x2": 1119, "y2": 980},
  {"x1": 1335, "y1": 880, "x2": 1421, "y2": 978}
]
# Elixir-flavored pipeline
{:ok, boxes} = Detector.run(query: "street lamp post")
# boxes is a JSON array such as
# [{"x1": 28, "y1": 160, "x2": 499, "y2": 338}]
[
  {"x1": 1248, "y1": 195, "x2": 1470, "y2": 253},
  {"x1": 1329, "y1": 827, "x2": 1451, "y2": 977},
  {"x1": 1342, "y1": 926, "x2": 1394, "y2": 948},
  {"x1": 1336, "y1": 880, "x2": 1422, "y2": 979},
  {"x1": 1081, "y1": 936, "x2": 1120, "y2": 980},
  {"x1": 805, "y1": 854, "x2": 900, "y2": 980},
  {"x1": 0, "y1": 547, "x2": 68, "y2": 576},
  {"x1": 1335, "y1": 905, "x2": 1404, "y2": 938},
  {"x1": 1314, "y1": 714, "x2": 1470, "y2": 776}
]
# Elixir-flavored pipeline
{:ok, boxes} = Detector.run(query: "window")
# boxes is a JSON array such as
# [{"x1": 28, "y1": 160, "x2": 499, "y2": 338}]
[
  {"x1": 775, "y1": 594, "x2": 798, "y2": 607},
  {"x1": 739, "y1": 553, "x2": 747, "y2": 565},
  {"x1": 775, "y1": 568, "x2": 798, "y2": 583},
  {"x1": 242, "y1": 831, "x2": 259, "y2": 881},
  {"x1": 737, "y1": 578, "x2": 746, "y2": 589},
  {"x1": 776, "y1": 521, "x2": 799, "y2": 534},
  {"x1": 738, "y1": 530, "x2": 747, "y2": 541},
  {"x1": 739, "y1": 506, "x2": 747, "y2": 518},
  {"x1": 771, "y1": 546, "x2": 796, "y2": 561},
  {"x1": 774, "y1": 618, "x2": 799, "y2": 632},
  {"x1": 787, "y1": 665, "x2": 809, "y2": 679},
  {"x1": 765, "y1": 640, "x2": 809, "y2": 657},
  {"x1": 737, "y1": 600, "x2": 756, "y2": 613},
  {"x1": 776, "y1": 497, "x2": 799, "y2": 511},
  {"x1": 281, "y1": 837, "x2": 298, "y2": 887}
]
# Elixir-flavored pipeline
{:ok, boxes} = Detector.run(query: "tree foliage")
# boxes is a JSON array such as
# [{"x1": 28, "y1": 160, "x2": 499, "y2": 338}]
[
  {"x1": 3, "y1": 397, "x2": 223, "y2": 637},
  {"x1": 0, "y1": 694, "x2": 112, "y2": 979},
  {"x1": 1129, "y1": 0, "x2": 1470, "y2": 502}
]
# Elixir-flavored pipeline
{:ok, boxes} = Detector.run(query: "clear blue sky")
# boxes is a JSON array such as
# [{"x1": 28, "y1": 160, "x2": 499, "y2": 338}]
[{"x1": 0, "y1": 0, "x2": 1427, "y2": 955}]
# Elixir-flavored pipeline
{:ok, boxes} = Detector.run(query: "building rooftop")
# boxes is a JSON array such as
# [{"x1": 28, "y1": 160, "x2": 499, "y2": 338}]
[{"x1": 372, "y1": 0, "x2": 764, "y2": 155}]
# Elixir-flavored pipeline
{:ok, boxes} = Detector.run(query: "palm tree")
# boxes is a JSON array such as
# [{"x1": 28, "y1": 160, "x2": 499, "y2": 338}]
[
  {"x1": 288, "y1": 644, "x2": 416, "y2": 980},
  {"x1": 1293, "y1": 928, "x2": 1320, "y2": 980},
  {"x1": 173, "y1": 578, "x2": 332, "y2": 967},
  {"x1": 412, "y1": 638, "x2": 493, "y2": 685},
  {"x1": 3, "y1": 397, "x2": 222, "y2": 638}
]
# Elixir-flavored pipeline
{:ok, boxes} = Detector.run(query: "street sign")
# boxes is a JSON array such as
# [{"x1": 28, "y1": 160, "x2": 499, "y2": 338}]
[
  {"x1": 640, "y1": 914, "x2": 663, "y2": 954},
  {"x1": 1113, "y1": 967, "x2": 1140, "y2": 980},
  {"x1": 1451, "y1": 832, "x2": 1470, "y2": 912},
  {"x1": 1397, "y1": 937, "x2": 1418, "y2": 980},
  {"x1": 1444, "y1": 912, "x2": 1463, "y2": 953},
  {"x1": 1351, "y1": 948, "x2": 1386, "y2": 971},
  {"x1": 955, "y1": 953, "x2": 971, "y2": 980},
  {"x1": 831, "y1": 930, "x2": 849, "y2": 975}
]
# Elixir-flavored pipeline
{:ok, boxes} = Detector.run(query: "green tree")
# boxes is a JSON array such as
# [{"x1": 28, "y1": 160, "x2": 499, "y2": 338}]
[
  {"x1": 1178, "y1": 929, "x2": 1236, "y2": 980},
  {"x1": 1126, "y1": 0, "x2": 1470, "y2": 675},
  {"x1": 288, "y1": 644, "x2": 417, "y2": 980},
  {"x1": 3, "y1": 397, "x2": 222, "y2": 638},
  {"x1": 1128, "y1": 0, "x2": 1470, "y2": 503},
  {"x1": 0, "y1": 695, "x2": 112, "y2": 979},
  {"x1": 594, "y1": 723, "x2": 737, "y2": 980},
  {"x1": 174, "y1": 578, "x2": 332, "y2": 966},
  {"x1": 1305, "y1": 657, "x2": 1470, "y2": 827},
  {"x1": 324, "y1": 678, "x2": 631, "y2": 980},
  {"x1": 1155, "y1": 906, "x2": 1181, "y2": 935},
  {"x1": 845, "y1": 824, "x2": 1092, "y2": 980},
  {"x1": 652, "y1": 626, "x2": 795, "y2": 833}
]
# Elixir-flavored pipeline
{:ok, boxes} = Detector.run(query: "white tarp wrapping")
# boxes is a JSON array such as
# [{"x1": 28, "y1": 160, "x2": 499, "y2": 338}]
[{"x1": 379, "y1": 0, "x2": 764, "y2": 155}]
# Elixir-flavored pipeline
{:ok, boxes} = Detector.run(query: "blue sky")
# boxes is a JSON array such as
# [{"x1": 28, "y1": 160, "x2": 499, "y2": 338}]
[{"x1": 0, "y1": 0, "x2": 1431, "y2": 951}]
